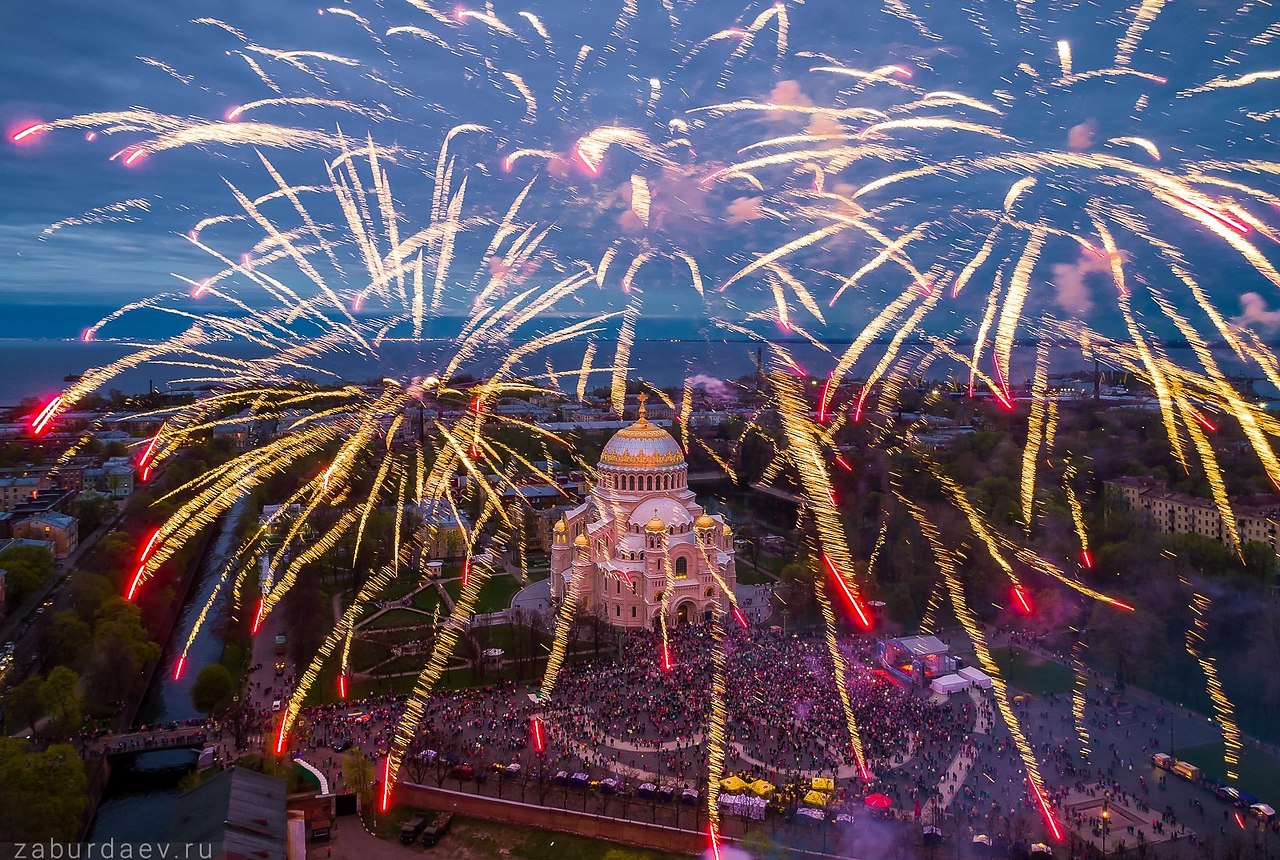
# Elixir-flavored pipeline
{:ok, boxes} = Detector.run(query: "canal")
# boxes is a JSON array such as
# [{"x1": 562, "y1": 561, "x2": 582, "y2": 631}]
[{"x1": 88, "y1": 499, "x2": 247, "y2": 841}]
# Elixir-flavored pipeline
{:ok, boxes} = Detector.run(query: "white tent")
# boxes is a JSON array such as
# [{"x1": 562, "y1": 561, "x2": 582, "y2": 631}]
[
  {"x1": 930, "y1": 673, "x2": 972, "y2": 695},
  {"x1": 958, "y1": 666, "x2": 994, "y2": 689}
]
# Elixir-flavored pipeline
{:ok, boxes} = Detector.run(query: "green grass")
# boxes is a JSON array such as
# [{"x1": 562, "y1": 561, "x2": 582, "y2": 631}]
[
  {"x1": 475, "y1": 574, "x2": 523, "y2": 613},
  {"x1": 364, "y1": 627, "x2": 433, "y2": 644},
  {"x1": 370, "y1": 655, "x2": 426, "y2": 676},
  {"x1": 366, "y1": 607, "x2": 433, "y2": 630},
  {"x1": 350, "y1": 638, "x2": 393, "y2": 671},
  {"x1": 380, "y1": 577, "x2": 421, "y2": 599},
  {"x1": 411, "y1": 586, "x2": 443, "y2": 613},
  {"x1": 1173, "y1": 740, "x2": 1280, "y2": 804},
  {"x1": 736, "y1": 563, "x2": 775, "y2": 585},
  {"x1": 989, "y1": 646, "x2": 1074, "y2": 695}
]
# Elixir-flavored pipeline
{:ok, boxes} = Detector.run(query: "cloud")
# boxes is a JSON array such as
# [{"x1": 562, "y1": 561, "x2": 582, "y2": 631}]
[
  {"x1": 725, "y1": 196, "x2": 763, "y2": 225},
  {"x1": 1049, "y1": 248, "x2": 1114, "y2": 315},
  {"x1": 805, "y1": 112, "x2": 845, "y2": 146},
  {"x1": 688, "y1": 373, "x2": 730, "y2": 400},
  {"x1": 1067, "y1": 118, "x2": 1097, "y2": 150},
  {"x1": 768, "y1": 79, "x2": 812, "y2": 107},
  {"x1": 1233, "y1": 292, "x2": 1280, "y2": 331}
]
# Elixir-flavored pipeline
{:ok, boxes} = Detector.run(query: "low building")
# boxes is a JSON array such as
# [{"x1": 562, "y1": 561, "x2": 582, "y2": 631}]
[
  {"x1": 82, "y1": 459, "x2": 135, "y2": 499},
  {"x1": 0, "y1": 537, "x2": 56, "y2": 558},
  {"x1": 12, "y1": 512, "x2": 78, "y2": 560},
  {"x1": 169, "y1": 767, "x2": 288, "y2": 860},
  {"x1": 421, "y1": 498, "x2": 469, "y2": 560},
  {"x1": 1105, "y1": 477, "x2": 1280, "y2": 554},
  {"x1": 0, "y1": 476, "x2": 39, "y2": 512}
]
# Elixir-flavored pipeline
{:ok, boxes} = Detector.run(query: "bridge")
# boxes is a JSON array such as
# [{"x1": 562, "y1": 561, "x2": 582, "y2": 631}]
[
  {"x1": 748, "y1": 482, "x2": 802, "y2": 504},
  {"x1": 90, "y1": 726, "x2": 213, "y2": 757}
]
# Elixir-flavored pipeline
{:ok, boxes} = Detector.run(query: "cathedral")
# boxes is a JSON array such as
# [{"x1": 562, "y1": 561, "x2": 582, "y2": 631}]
[{"x1": 550, "y1": 396, "x2": 737, "y2": 628}]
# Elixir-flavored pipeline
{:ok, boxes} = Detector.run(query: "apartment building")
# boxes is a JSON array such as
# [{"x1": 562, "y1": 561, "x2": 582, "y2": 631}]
[{"x1": 1104, "y1": 476, "x2": 1280, "y2": 552}]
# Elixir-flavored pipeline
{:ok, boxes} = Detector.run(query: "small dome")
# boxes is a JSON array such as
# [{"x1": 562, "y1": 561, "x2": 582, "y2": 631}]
[
  {"x1": 722, "y1": 524, "x2": 733, "y2": 536},
  {"x1": 645, "y1": 516, "x2": 666, "y2": 532},
  {"x1": 573, "y1": 533, "x2": 588, "y2": 546},
  {"x1": 695, "y1": 514, "x2": 716, "y2": 529},
  {"x1": 554, "y1": 519, "x2": 566, "y2": 532}
]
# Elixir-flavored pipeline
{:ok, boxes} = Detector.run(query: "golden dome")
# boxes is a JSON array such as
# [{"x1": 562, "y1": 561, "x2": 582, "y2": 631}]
[
  {"x1": 695, "y1": 514, "x2": 716, "y2": 529},
  {"x1": 554, "y1": 519, "x2": 566, "y2": 532},
  {"x1": 598, "y1": 394, "x2": 685, "y2": 470},
  {"x1": 722, "y1": 524, "x2": 733, "y2": 536},
  {"x1": 645, "y1": 516, "x2": 666, "y2": 532},
  {"x1": 573, "y1": 533, "x2": 588, "y2": 546}
]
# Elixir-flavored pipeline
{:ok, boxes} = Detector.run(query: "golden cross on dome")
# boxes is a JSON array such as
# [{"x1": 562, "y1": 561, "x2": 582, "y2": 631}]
[{"x1": 637, "y1": 391, "x2": 647, "y2": 420}]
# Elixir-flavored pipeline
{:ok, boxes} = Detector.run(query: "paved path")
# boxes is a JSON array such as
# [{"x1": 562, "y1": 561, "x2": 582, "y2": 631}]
[
  {"x1": 929, "y1": 687, "x2": 991, "y2": 815},
  {"x1": 511, "y1": 577, "x2": 551, "y2": 616}
]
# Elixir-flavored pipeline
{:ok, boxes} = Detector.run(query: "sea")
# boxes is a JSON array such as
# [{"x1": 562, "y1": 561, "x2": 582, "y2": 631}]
[{"x1": 0, "y1": 304, "x2": 1275, "y2": 405}]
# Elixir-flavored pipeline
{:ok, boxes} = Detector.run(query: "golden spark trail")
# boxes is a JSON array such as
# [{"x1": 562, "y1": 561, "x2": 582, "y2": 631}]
[
  {"x1": 1020, "y1": 344, "x2": 1051, "y2": 532},
  {"x1": 902, "y1": 496, "x2": 1062, "y2": 841}
]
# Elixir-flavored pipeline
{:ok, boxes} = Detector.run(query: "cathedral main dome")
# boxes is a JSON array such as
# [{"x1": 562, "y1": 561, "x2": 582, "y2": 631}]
[{"x1": 598, "y1": 396, "x2": 685, "y2": 470}]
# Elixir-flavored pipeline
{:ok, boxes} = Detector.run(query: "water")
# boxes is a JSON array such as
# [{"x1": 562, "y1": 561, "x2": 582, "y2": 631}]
[
  {"x1": 8, "y1": 335, "x2": 1277, "y2": 407},
  {"x1": 87, "y1": 498, "x2": 246, "y2": 842}
]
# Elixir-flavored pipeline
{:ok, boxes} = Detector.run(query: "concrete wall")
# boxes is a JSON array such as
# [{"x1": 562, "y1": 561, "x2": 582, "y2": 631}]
[{"x1": 395, "y1": 782, "x2": 703, "y2": 856}]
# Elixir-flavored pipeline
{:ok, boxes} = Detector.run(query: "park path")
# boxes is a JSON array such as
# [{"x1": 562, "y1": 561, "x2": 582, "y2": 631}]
[{"x1": 928, "y1": 687, "x2": 991, "y2": 816}]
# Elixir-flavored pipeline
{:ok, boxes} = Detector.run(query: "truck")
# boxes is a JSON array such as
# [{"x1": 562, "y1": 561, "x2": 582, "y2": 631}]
[
  {"x1": 1171, "y1": 760, "x2": 1201, "y2": 781},
  {"x1": 422, "y1": 812, "x2": 453, "y2": 847},
  {"x1": 400, "y1": 814, "x2": 427, "y2": 845},
  {"x1": 274, "y1": 634, "x2": 287, "y2": 656}
]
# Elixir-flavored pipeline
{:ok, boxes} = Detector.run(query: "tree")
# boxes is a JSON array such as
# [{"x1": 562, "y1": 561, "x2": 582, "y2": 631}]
[
  {"x1": 83, "y1": 598, "x2": 160, "y2": 713},
  {"x1": 42, "y1": 611, "x2": 91, "y2": 670},
  {"x1": 39, "y1": 667, "x2": 83, "y2": 739},
  {"x1": 0, "y1": 741, "x2": 86, "y2": 840},
  {"x1": 72, "y1": 493, "x2": 117, "y2": 535},
  {"x1": 0, "y1": 545, "x2": 55, "y2": 607},
  {"x1": 191, "y1": 664, "x2": 235, "y2": 713},
  {"x1": 3, "y1": 676, "x2": 45, "y2": 735},
  {"x1": 344, "y1": 747, "x2": 376, "y2": 803}
]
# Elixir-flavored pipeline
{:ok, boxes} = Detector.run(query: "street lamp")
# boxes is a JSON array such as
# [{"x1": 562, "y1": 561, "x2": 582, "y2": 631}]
[{"x1": 1101, "y1": 792, "x2": 1111, "y2": 857}]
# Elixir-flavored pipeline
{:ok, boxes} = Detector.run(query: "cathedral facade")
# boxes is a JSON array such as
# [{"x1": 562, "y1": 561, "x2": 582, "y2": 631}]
[{"x1": 550, "y1": 397, "x2": 737, "y2": 628}]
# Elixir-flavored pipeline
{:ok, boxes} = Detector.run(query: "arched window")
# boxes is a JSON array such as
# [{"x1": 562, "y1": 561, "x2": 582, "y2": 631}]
[
  {"x1": 674, "y1": 556, "x2": 688, "y2": 578},
  {"x1": 704, "y1": 586, "x2": 714, "y2": 598},
  {"x1": 615, "y1": 604, "x2": 620, "y2": 617},
  {"x1": 631, "y1": 606, "x2": 637, "y2": 618}
]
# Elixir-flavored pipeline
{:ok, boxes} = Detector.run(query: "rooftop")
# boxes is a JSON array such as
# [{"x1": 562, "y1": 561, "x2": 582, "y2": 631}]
[{"x1": 169, "y1": 767, "x2": 287, "y2": 860}]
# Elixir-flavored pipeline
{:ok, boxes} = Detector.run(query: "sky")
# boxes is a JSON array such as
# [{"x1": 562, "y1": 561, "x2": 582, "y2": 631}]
[{"x1": 0, "y1": 0, "x2": 1277, "y2": 342}]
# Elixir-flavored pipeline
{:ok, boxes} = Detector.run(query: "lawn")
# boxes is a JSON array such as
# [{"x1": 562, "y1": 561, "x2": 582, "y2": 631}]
[
  {"x1": 1173, "y1": 740, "x2": 1280, "y2": 804},
  {"x1": 475, "y1": 574, "x2": 523, "y2": 613},
  {"x1": 411, "y1": 586, "x2": 443, "y2": 613},
  {"x1": 349, "y1": 638, "x2": 393, "y2": 671},
  {"x1": 380, "y1": 576, "x2": 421, "y2": 599},
  {"x1": 736, "y1": 563, "x2": 776, "y2": 585},
  {"x1": 366, "y1": 607, "x2": 433, "y2": 630},
  {"x1": 989, "y1": 646, "x2": 1074, "y2": 696},
  {"x1": 370, "y1": 654, "x2": 427, "y2": 676}
]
